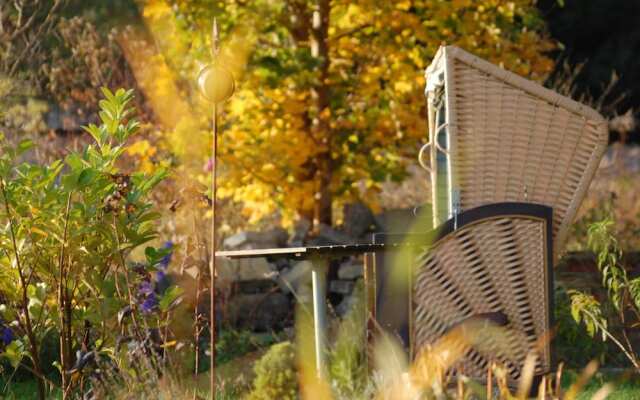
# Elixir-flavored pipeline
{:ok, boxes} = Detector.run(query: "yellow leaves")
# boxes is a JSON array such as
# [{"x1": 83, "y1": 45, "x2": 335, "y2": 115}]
[
  {"x1": 497, "y1": 3, "x2": 516, "y2": 19},
  {"x1": 30, "y1": 227, "x2": 48, "y2": 238},
  {"x1": 334, "y1": 4, "x2": 366, "y2": 30},
  {"x1": 231, "y1": 183, "x2": 279, "y2": 225},
  {"x1": 127, "y1": 139, "x2": 159, "y2": 174},
  {"x1": 134, "y1": 0, "x2": 555, "y2": 228},
  {"x1": 396, "y1": 1, "x2": 412, "y2": 11},
  {"x1": 320, "y1": 108, "x2": 331, "y2": 119},
  {"x1": 127, "y1": 139, "x2": 157, "y2": 158},
  {"x1": 142, "y1": 0, "x2": 172, "y2": 20},
  {"x1": 217, "y1": 186, "x2": 234, "y2": 199},
  {"x1": 452, "y1": 0, "x2": 473, "y2": 7},
  {"x1": 28, "y1": 205, "x2": 40, "y2": 216},
  {"x1": 281, "y1": 97, "x2": 306, "y2": 115},
  {"x1": 261, "y1": 163, "x2": 276, "y2": 172},
  {"x1": 160, "y1": 340, "x2": 177, "y2": 348},
  {"x1": 344, "y1": 165, "x2": 356, "y2": 176},
  {"x1": 230, "y1": 95, "x2": 248, "y2": 116},
  {"x1": 394, "y1": 80, "x2": 414, "y2": 94}
]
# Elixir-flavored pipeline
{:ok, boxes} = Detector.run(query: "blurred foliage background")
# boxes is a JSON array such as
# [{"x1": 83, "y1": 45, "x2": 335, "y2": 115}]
[
  {"x1": 2, "y1": 0, "x2": 638, "y2": 235},
  {"x1": 1, "y1": 0, "x2": 557, "y2": 232}
]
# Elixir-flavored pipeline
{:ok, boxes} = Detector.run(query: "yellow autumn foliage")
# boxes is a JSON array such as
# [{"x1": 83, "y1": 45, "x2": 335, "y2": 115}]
[{"x1": 132, "y1": 0, "x2": 554, "y2": 227}]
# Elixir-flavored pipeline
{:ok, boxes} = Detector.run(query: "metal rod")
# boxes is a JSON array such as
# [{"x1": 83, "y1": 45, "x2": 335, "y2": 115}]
[
  {"x1": 363, "y1": 252, "x2": 375, "y2": 373},
  {"x1": 311, "y1": 258, "x2": 328, "y2": 379},
  {"x1": 209, "y1": 18, "x2": 220, "y2": 400},
  {"x1": 210, "y1": 100, "x2": 218, "y2": 399}
]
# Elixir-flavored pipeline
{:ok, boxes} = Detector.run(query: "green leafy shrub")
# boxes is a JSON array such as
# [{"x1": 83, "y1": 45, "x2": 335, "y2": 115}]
[
  {"x1": 215, "y1": 329, "x2": 278, "y2": 365},
  {"x1": 568, "y1": 218, "x2": 640, "y2": 371},
  {"x1": 0, "y1": 88, "x2": 175, "y2": 399},
  {"x1": 554, "y1": 286, "x2": 611, "y2": 367},
  {"x1": 247, "y1": 341, "x2": 298, "y2": 400}
]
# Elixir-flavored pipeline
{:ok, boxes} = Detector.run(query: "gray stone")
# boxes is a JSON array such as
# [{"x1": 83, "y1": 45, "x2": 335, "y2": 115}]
[
  {"x1": 338, "y1": 261, "x2": 364, "y2": 280},
  {"x1": 277, "y1": 260, "x2": 312, "y2": 293},
  {"x1": 223, "y1": 231, "x2": 249, "y2": 249},
  {"x1": 248, "y1": 227, "x2": 289, "y2": 247},
  {"x1": 228, "y1": 292, "x2": 290, "y2": 331},
  {"x1": 216, "y1": 257, "x2": 277, "y2": 282},
  {"x1": 336, "y1": 279, "x2": 364, "y2": 316},
  {"x1": 290, "y1": 218, "x2": 311, "y2": 246},
  {"x1": 308, "y1": 223, "x2": 354, "y2": 246},
  {"x1": 343, "y1": 202, "x2": 376, "y2": 238},
  {"x1": 223, "y1": 227, "x2": 289, "y2": 250},
  {"x1": 336, "y1": 293, "x2": 358, "y2": 316},
  {"x1": 273, "y1": 258, "x2": 291, "y2": 271},
  {"x1": 236, "y1": 279, "x2": 278, "y2": 294},
  {"x1": 374, "y1": 207, "x2": 433, "y2": 234},
  {"x1": 329, "y1": 280, "x2": 354, "y2": 295}
]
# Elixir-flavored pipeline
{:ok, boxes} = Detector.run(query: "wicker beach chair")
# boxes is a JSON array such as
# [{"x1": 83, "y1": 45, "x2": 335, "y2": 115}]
[
  {"x1": 419, "y1": 46, "x2": 609, "y2": 260},
  {"x1": 370, "y1": 202, "x2": 554, "y2": 387}
]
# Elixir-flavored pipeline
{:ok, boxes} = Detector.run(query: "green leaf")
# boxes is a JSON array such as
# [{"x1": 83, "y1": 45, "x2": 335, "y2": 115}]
[
  {"x1": 65, "y1": 152, "x2": 86, "y2": 172},
  {"x1": 99, "y1": 110, "x2": 114, "y2": 126},
  {"x1": 16, "y1": 139, "x2": 34, "y2": 156},
  {"x1": 99, "y1": 99, "x2": 117, "y2": 116},
  {"x1": 3, "y1": 340, "x2": 25, "y2": 369},
  {"x1": 100, "y1": 87, "x2": 115, "y2": 102},
  {"x1": 83, "y1": 124, "x2": 101, "y2": 145},
  {"x1": 570, "y1": 304, "x2": 580, "y2": 324},
  {"x1": 77, "y1": 168, "x2": 96, "y2": 187},
  {"x1": 35, "y1": 282, "x2": 47, "y2": 300},
  {"x1": 52, "y1": 361, "x2": 63, "y2": 373},
  {"x1": 61, "y1": 171, "x2": 80, "y2": 191},
  {"x1": 144, "y1": 246, "x2": 172, "y2": 267},
  {"x1": 138, "y1": 168, "x2": 169, "y2": 193},
  {"x1": 27, "y1": 284, "x2": 36, "y2": 299},
  {"x1": 159, "y1": 285, "x2": 184, "y2": 312},
  {"x1": 136, "y1": 211, "x2": 161, "y2": 224}
]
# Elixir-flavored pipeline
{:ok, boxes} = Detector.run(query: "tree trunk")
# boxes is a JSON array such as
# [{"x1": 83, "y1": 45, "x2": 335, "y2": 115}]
[{"x1": 310, "y1": 0, "x2": 332, "y2": 228}]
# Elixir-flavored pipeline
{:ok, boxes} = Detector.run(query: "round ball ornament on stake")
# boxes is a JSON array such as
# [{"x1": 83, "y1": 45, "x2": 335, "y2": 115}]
[{"x1": 197, "y1": 63, "x2": 235, "y2": 104}]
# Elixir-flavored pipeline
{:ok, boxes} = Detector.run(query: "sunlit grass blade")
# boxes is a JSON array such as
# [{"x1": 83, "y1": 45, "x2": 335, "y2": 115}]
[{"x1": 564, "y1": 360, "x2": 599, "y2": 400}]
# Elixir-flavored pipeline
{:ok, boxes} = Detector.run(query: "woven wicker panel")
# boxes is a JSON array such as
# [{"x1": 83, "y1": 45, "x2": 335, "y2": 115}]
[
  {"x1": 412, "y1": 215, "x2": 551, "y2": 384},
  {"x1": 424, "y1": 46, "x2": 608, "y2": 260}
]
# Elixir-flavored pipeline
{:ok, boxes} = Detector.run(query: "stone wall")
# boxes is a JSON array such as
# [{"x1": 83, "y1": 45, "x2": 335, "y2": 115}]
[
  {"x1": 215, "y1": 199, "x2": 640, "y2": 338},
  {"x1": 216, "y1": 202, "x2": 425, "y2": 331}
]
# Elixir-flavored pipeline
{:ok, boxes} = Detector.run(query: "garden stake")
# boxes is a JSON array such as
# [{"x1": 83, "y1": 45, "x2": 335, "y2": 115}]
[
  {"x1": 210, "y1": 99, "x2": 218, "y2": 400},
  {"x1": 196, "y1": 18, "x2": 235, "y2": 399}
]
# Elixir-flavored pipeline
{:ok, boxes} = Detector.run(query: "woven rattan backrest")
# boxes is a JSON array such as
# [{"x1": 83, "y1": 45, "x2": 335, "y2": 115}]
[
  {"x1": 412, "y1": 203, "x2": 553, "y2": 384},
  {"x1": 422, "y1": 46, "x2": 608, "y2": 260}
]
